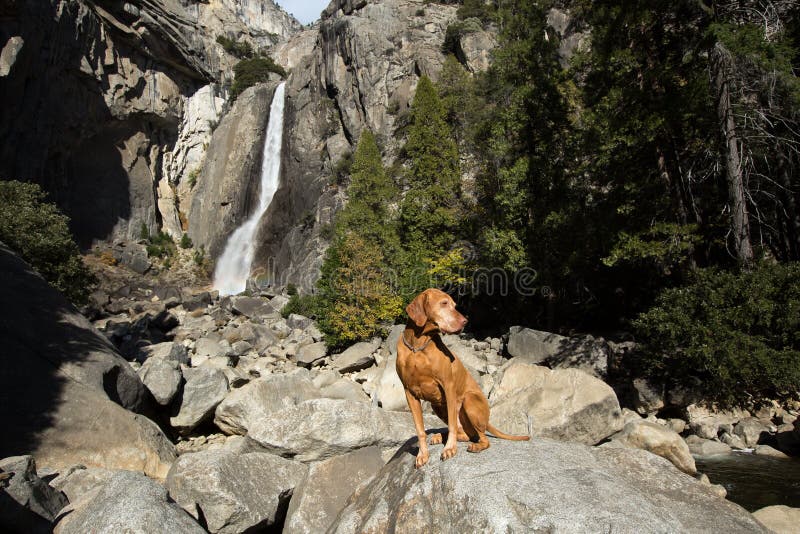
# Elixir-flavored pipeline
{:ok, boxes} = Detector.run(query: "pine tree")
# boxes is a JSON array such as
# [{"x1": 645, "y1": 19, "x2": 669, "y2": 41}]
[
  {"x1": 314, "y1": 130, "x2": 402, "y2": 347},
  {"x1": 399, "y1": 75, "x2": 462, "y2": 259}
]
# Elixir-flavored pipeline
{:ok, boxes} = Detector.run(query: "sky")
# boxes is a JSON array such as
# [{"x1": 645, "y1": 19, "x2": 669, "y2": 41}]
[{"x1": 274, "y1": 0, "x2": 329, "y2": 25}]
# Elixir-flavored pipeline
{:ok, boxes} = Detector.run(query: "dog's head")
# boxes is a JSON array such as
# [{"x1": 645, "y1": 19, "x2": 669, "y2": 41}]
[{"x1": 406, "y1": 288, "x2": 467, "y2": 334}]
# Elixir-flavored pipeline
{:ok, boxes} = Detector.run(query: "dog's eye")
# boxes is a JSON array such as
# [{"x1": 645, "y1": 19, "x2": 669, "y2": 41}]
[{"x1": 441, "y1": 301, "x2": 448, "y2": 307}]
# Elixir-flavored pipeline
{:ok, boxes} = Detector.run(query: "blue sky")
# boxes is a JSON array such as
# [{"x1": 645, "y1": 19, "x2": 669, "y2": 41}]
[{"x1": 275, "y1": 0, "x2": 328, "y2": 25}]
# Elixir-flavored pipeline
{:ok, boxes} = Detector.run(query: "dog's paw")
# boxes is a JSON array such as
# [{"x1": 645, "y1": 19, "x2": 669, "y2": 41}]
[
  {"x1": 415, "y1": 450, "x2": 430, "y2": 468},
  {"x1": 440, "y1": 445, "x2": 457, "y2": 461},
  {"x1": 429, "y1": 433, "x2": 443, "y2": 445}
]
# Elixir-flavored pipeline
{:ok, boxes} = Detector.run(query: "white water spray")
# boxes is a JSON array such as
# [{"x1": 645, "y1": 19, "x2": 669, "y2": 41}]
[{"x1": 213, "y1": 82, "x2": 286, "y2": 296}]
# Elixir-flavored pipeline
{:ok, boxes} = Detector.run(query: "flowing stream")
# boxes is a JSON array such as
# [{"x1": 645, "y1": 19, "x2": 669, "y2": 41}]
[
  {"x1": 696, "y1": 452, "x2": 800, "y2": 512},
  {"x1": 213, "y1": 81, "x2": 286, "y2": 296}
]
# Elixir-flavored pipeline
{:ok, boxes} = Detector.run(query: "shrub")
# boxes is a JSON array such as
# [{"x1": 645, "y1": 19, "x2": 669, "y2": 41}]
[
  {"x1": 230, "y1": 57, "x2": 287, "y2": 102},
  {"x1": 0, "y1": 180, "x2": 95, "y2": 305},
  {"x1": 145, "y1": 231, "x2": 176, "y2": 259},
  {"x1": 281, "y1": 292, "x2": 321, "y2": 319},
  {"x1": 180, "y1": 233, "x2": 193, "y2": 249},
  {"x1": 187, "y1": 168, "x2": 199, "y2": 189},
  {"x1": 216, "y1": 35, "x2": 254, "y2": 59},
  {"x1": 633, "y1": 263, "x2": 800, "y2": 405}
]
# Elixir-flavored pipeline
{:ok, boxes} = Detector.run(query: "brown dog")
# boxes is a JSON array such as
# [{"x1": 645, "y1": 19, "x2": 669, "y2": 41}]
[{"x1": 396, "y1": 288, "x2": 529, "y2": 468}]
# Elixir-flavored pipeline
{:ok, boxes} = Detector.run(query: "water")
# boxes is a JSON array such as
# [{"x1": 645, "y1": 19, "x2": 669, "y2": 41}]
[
  {"x1": 696, "y1": 452, "x2": 800, "y2": 512},
  {"x1": 213, "y1": 82, "x2": 286, "y2": 296}
]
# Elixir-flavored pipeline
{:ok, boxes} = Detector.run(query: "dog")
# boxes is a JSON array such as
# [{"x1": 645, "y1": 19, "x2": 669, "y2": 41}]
[{"x1": 396, "y1": 288, "x2": 529, "y2": 468}]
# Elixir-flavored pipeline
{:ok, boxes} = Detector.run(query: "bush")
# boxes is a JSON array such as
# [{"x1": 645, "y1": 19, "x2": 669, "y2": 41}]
[
  {"x1": 0, "y1": 180, "x2": 95, "y2": 305},
  {"x1": 230, "y1": 57, "x2": 287, "y2": 102},
  {"x1": 281, "y1": 292, "x2": 321, "y2": 319},
  {"x1": 216, "y1": 35, "x2": 254, "y2": 59},
  {"x1": 180, "y1": 233, "x2": 193, "y2": 249},
  {"x1": 144, "y1": 231, "x2": 176, "y2": 259},
  {"x1": 633, "y1": 263, "x2": 800, "y2": 405}
]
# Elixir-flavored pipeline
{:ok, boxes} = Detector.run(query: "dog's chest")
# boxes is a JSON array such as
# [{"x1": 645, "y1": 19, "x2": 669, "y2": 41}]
[{"x1": 397, "y1": 354, "x2": 445, "y2": 403}]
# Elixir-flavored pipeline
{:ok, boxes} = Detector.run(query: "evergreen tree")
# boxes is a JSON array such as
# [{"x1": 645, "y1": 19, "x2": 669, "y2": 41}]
[
  {"x1": 399, "y1": 75, "x2": 463, "y2": 260},
  {"x1": 314, "y1": 130, "x2": 402, "y2": 347}
]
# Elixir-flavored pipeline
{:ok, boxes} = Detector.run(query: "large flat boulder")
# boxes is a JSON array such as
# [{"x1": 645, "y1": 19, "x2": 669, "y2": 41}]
[
  {"x1": 0, "y1": 243, "x2": 174, "y2": 477},
  {"x1": 489, "y1": 361, "x2": 623, "y2": 445},
  {"x1": 330, "y1": 439, "x2": 768, "y2": 533},
  {"x1": 605, "y1": 420, "x2": 696, "y2": 475},
  {"x1": 247, "y1": 398, "x2": 418, "y2": 462}
]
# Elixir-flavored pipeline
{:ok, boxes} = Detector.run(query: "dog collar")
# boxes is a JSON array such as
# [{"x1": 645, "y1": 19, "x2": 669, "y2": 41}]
[{"x1": 402, "y1": 333, "x2": 433, "y2": 353}]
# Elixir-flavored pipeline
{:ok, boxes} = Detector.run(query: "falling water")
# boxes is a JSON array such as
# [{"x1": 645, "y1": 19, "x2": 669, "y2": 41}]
[{"x1": 213, "y1": 82, "x2": 286, "y2": 296}]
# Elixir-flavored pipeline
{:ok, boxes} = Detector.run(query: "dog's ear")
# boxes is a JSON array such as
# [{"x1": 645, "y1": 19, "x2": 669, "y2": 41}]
[{"x1": 406, "y1": 291, "x2": 428, "y2": 328}]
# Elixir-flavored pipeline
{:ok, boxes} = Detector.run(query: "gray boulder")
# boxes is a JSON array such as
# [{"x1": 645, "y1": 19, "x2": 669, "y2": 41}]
[
  {"x1": 330, "y1": 439, "x2": 768, "y2": 533},
  {"x1": 489, "y1": 361, "x2": 623, "y2": 445},
  {"x1": 230, "y1": 296, "x2": 273, "y2": 318},
  {"x1": 632, "y1": 378, "x2": 665, "y2": 415},
  {"x1": 685, "y1": 435, "x2": 732, "y2": 456},
  {"x1": 0, "y1": 455, "x2": 68, "y2": 526},
  {"x1": 170, "y1": 368, "x2": 228, "y2": 434},
  {"x1": 734, "y1": 417, "x2": 771, "y2": 447},
  {"x1": 54, "y1": 470, "x2": 204, "y2": 534},
  {"x1": 166, "y1": 449, "x2": 307, "y2": 534},
  {"x1": 137, "y1": 357, "x2": 182, "y2": 406},
  {"x1": 606, "y1": 420, "x2": 696, "y2": 475},
  {"x1": 320, "y1": 379, "x2": 370, "y2": 403},
  {"x1": 193, "y1": 337, "x2": 229, "y2": 367},
  {"x1": 284, "y1": 447, "x2": 385, "y2": 534},
  {"x1": 331, "y1": 340, "x2": 380, "y2": 374},
  {"x1": 213, "y1": 373, "x2": 320, "y2": 435},
  {"x1": 286, "y1": 313, "x2": 313, "y2": 330},
  {"x1": 140, "y1": 342, "x2": 189, "y2": 365},
  {"x1": 295, "y1": 341, "x2": 327, "y2": 368},
  {"x1": 373, "y1": 354, "x2": 407, "y2": 411},
  {"x1": 506, "y1": 326, "x2": 563, "y2": 363},
  {"x1": 247, "y1": 398, "x2": 419, "y2": 462}
]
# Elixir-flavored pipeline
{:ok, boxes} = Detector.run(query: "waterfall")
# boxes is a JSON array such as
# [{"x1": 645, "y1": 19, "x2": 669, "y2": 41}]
[{"x1": 213, "y1": 81, "x2": 286, "y2": 296}]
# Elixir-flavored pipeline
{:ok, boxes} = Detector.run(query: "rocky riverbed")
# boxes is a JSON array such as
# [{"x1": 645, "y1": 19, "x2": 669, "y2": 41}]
[{"x1": 1, "y1": 244, "x2": 798, "y2": 533}]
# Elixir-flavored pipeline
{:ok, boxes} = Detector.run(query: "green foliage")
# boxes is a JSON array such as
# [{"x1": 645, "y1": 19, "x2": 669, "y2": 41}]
[
  {"x1": 313, "y1": 130, "x2": 404, "y2": 347},
  {"x1": 316, "y1": 233, "x2": 403, "y2": 348},
  {"x1": 230, "y1": 57, "x2": 287, "y2": 102},
  {"x1": 331, "y1": 151, "x2": 353, "y2": 185},
  {"x1": 0, "y1": 180, "x2": 94, "y2": 305},
  {"x1": 634, "y1": 263, "x2": 800, "y2": 404},
  {"x1": 456, "y1": 0, "x2": 496, "y2": 23},
  {"x1": 415, "y1": 9, "x2": 425, "y2": 17},
  {"x1": 281, "y1": 292, "x2": 321, "y2": 319},
  {"x1": 180, "y1": 232, "x2": 193, "y2": 249},
  {"x1": 400, "y1": 76, "x2": 462, "y2": 259},
  {"x1": 144, "y1": 230, "x2": 176, "y2": 259},
  {"x1": 139, "y1": 222, "x2": 150, "y2": 241},
  {"x1": 216, "y1": 35, "x2": 254, "y2": 59},
  {"x1": 187, "y1": 168, "x2": 199, "y2": 189},
  {"x1": 286, "y1": 283, "x2": 298, "y2": 296}
]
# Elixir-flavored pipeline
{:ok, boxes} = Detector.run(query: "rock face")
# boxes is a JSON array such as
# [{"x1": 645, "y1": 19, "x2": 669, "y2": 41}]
[
  {"x1": 0, "y1": 0, "x2": 299, "y2": 249},
  {"x1": 330, "y1": 439, "x2": 769, "y2": 533},
  {"x1": 0, "y1": 244, "x2": 175, "y2": 478},
  {"x1": 187, "y1": 82, "x2": 278, "y2": 259},
  {"x1": 166, "y1": 448, "x2": 307, "y2": 534},
  {"x1": 489, "y1": 361, "x2": 623, "y2": 445},
  {"x1": 54, "y1": 470, "x2": 205, "y2": 534}
]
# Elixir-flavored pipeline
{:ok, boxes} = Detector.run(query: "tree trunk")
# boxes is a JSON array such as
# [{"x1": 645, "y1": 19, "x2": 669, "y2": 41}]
[{"x1": 711, "y1": 42, "x2": 754, "y2": 267}]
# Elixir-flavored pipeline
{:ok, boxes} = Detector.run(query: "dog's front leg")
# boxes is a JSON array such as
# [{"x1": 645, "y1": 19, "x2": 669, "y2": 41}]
[
  {"x1": 404, "y1": 389, "x2": 429, "y2": 468},
  {"x1": 440, "y1": 383, "x2": 460, "y2": 461}
]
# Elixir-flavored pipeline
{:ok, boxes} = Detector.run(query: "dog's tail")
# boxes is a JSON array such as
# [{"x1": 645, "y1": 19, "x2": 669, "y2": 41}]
[{"x1": 486, "y1": 423, "x2": 530, "y2": 441}]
